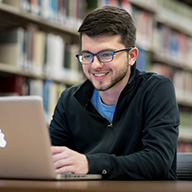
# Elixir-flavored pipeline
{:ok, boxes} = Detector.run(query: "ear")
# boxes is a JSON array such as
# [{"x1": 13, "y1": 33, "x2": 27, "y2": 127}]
[{"x1": 128, "y1": 47, "x2": 139, "y2": 66}]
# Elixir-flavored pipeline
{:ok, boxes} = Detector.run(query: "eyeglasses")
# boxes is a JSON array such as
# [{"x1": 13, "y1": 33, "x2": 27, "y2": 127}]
[{"x1": 76, "y1": 47, "x2": 133, "y2": 65}]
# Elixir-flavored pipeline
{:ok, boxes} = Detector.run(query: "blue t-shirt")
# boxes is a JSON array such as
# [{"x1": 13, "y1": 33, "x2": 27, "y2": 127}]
[{"x1": 91, "y1": 89, "x2": 116, "y2": 123}]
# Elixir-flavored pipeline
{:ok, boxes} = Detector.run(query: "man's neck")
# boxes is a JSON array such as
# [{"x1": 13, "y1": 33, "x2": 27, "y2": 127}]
[{"x1": 99, "y1": 70, "x2": 131, "y2": 106}]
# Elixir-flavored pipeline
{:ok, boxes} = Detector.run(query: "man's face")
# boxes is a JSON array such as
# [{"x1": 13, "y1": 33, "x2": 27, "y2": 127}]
[{"x1": 81, "y1": 34, "x2": 131, "y2": 92}]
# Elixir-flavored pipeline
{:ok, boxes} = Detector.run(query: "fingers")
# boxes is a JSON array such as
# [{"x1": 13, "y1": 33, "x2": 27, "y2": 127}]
[
  {"x1": 51, "y1": 146, "x2": 76, "y2": 171},
  {"x1": 52, "y1": 149, "x2": 70, "y2": 163},
  {"x1": 55, "y1": 164, "x2": 75, "y2": 174},
  {"x1": 51, "y1": 146, "x2": 89, "y2": 174},
  {"x1": 53, "y1": 153, "x2": 73, "y2": 168},
  {"x1": 51, "y1": 146, "x2": 68, "y2": 155}
]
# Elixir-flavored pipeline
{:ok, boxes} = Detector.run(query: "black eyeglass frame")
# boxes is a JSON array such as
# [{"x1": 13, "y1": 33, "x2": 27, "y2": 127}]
[{"x1": 76, "y1": 47, "x2": 133, "y2": 65}]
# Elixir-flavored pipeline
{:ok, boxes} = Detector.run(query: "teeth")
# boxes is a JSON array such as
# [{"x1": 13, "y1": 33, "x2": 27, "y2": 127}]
[{"x1": 94, "y1": 73, "x2": 105, "y2": 77}]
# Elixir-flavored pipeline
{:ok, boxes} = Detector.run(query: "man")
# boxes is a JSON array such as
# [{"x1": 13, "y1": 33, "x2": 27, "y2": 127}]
[{"x1": 49, "y1": 5, "x2": 180, "y2": 180}]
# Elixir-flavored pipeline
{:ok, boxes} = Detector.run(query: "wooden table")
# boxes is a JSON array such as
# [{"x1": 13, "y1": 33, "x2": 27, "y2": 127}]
[{"x1": 0, "y1": 180, "x2": 192, "y2": 192}]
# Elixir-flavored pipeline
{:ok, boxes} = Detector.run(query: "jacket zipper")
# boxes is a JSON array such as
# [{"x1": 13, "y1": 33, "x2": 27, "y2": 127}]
[{"x1": 103, "y1": 122, "x2": 113, "y2": 152}]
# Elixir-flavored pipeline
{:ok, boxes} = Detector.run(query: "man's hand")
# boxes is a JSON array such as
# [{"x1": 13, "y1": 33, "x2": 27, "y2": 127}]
[{"x1": 51, "y1": 146, "x2": 89, "y2": 174}]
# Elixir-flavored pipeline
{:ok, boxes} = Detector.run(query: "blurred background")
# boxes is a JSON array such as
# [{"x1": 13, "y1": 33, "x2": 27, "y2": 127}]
[{"x1": 0, "y1": 0, "x2": 191, "y2": 152}]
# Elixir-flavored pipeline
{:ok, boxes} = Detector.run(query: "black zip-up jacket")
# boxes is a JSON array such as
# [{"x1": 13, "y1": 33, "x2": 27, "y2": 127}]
[{"x1": 49, "y1": 68, "x2": 180, "y2": 180}]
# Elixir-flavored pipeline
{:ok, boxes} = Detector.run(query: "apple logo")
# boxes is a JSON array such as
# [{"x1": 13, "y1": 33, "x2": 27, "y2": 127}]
[{"x1": 0, "y1": 129, "x2": 7, "y2": 148}]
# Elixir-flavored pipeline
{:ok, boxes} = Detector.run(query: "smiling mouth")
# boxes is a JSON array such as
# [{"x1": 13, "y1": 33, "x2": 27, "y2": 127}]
[{"x1": 93, "y1": 72, "x2": 109, "y2": 77}]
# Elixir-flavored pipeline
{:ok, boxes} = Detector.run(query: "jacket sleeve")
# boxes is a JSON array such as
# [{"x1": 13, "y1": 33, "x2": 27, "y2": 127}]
[
  {"x1": 49, "y1": 91, "x2": 75, "y2": 149},
  {"x1": 86, "y1": 78, "x2": 180, "y2": 180}
]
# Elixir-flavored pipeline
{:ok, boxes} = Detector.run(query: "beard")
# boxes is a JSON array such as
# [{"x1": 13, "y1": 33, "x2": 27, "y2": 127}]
[{"x1": 85, "y1": 63, "x2": 129, "y2": 92}]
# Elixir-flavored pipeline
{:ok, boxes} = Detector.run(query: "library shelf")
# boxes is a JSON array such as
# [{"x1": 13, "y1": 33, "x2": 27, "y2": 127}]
[
  {"x1": 0, "y1": 63, "x2": 82, "y2": 86},
  {"x1": 0, "y1": 3, "x2": 79, "y2": 38},
  {"x1": 152, "y1": 54, "x2": 192, "y2": 72},
  {"x1": 130, "y1": 0, "x2": 157, "y2": 13}
]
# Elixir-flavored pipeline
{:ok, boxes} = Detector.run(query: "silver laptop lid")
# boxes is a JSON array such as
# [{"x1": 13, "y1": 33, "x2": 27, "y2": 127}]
[{"x1": 0, "y1": 96, "x2": 56, "y2": 179}]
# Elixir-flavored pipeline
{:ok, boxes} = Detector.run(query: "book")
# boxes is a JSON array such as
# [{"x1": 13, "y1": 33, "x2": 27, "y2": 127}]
[
  {"x1": 132, "y1": 7, "x2": 153, "y2": 50},
  {"x1": 158, "y1": 0, "x2": 192, "y2": 34},
  {"x1": 2, "y1": 0, "x2": 20, "y2": 8},
  {"x1": 154, "y1": 23, "x2": 192, "y2": 68},
  {"x1": 177, "y1": 141, "x2": 192, "y2": 153},
  {"x1": 18, "y1": 0, "x2": 87, "y2": 29},
  {"x1": 120, "y1": 0, "x2": 132, "y2": 15},
  {"x1": 33, "y1": 30, "x2": 46, "y2": 75},
  {"x1": 136, "y1": 47, "x2": 152, "y2": 71},
  {"x1": 43, "y1": 80, "x2": 66, "y2": 123},
  {"x1": 136, "y1": 47, "x2": 147, "y2": 71},
  {"x1": 0, "y1": 75, "x2": 26, "y2": 96},
  {"x1": 25, "y1": 24, "x2": 38, "y2": 71},
  {"x1": 63, "y1": 43, "x2": 83, "y2": 82},
  {"x1": 44, "y1": 33, "x2": 65, "y2": 79},
  {"x1": 0, "y1": 28, "x2": 25, "y2": 68}
]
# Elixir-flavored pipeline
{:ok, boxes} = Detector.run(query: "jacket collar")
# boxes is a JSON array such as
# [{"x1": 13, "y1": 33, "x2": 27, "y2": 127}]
[
  {"x1": 74, "y1": 80, "x2": 94, "y2": 107},
  {"x1": 74, "y1": 65, "x2": 138, "y2": 107}
]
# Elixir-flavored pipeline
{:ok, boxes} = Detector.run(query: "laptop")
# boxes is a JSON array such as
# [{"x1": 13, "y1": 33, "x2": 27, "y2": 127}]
[{"x1": 0, "y1": 95, "x2": 102, "y2": 180}]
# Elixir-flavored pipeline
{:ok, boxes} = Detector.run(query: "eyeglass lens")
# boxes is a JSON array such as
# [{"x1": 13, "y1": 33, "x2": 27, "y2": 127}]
[{"x1": 79, "y1": 50, "x2": 113, "y2": 64}]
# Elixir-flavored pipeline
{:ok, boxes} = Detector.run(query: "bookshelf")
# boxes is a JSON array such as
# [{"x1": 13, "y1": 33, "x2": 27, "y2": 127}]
[
  {"x1": 150, "y1": 0, "x2": 192, "y2": 152},
  {"x1": 0, "y1": 0, "x2": 192, "y2": 151},
  {"x1": 0, "y1": 3, "x2": 79, "y2": 36},
  {"x1": 0, "y1": 0, "x2": 86, "y2": 122}
]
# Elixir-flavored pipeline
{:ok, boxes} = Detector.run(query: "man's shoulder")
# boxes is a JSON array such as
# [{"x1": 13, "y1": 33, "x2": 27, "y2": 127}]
[
  {"x1": 137, "y1": 70, "x2": 172, "y2": 85},
  {"x1": 133, "y1": 70, "x2": 174, "y2": 93},
  {"x1": 138, "y1": 70, "x2": 168, "y2": 80}
]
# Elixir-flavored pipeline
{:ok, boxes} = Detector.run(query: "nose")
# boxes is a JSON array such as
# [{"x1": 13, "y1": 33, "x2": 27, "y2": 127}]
[{"x1": 91, "y1": 55, "x2": 104, "y2": 69}]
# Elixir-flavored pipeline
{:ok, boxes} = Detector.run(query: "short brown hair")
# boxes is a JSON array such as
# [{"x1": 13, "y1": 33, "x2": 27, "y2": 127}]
[{"x1": 78, "y1": 5, "x2": 136, "y2": 47}]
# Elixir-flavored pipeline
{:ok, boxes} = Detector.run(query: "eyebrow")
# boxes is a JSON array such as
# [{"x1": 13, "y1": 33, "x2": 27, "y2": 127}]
[{"x1": 80, "y1": 49, "x2": 116, "y2": 54}]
